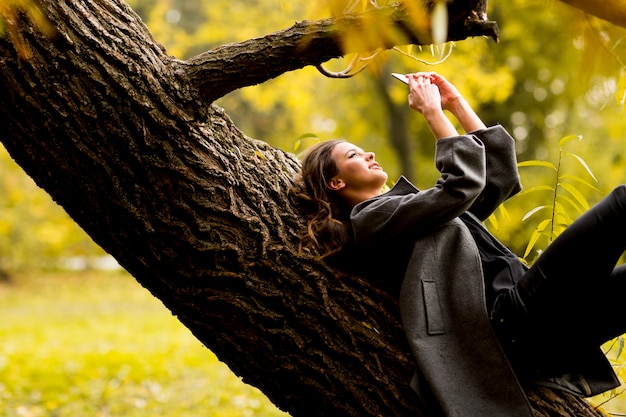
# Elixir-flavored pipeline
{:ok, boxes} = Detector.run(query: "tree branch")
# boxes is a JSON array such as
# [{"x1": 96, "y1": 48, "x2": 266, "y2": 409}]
[
  {"x1": 558, "y1": 0, "x2": 626, "y2": 28},
  {"x1": 183, "y1": 3, "x2": 498, "y2": 103}
]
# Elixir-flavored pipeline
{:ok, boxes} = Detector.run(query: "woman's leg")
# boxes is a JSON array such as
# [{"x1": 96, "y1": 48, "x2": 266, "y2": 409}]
[
  {"x1": 581, "y1": 263, "x2": 626, "y2": 345},
  {"x1": 516, "y1": 185, "x2": 626, "y2": 319},
  {"x1": 491, "y1": 185, "x2": 626, "y2": 375}
]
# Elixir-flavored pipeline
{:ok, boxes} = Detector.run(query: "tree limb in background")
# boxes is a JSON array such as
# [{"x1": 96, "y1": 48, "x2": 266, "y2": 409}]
[{"x1": 559, "y1": 0, "x2": 626, "y2": 28}]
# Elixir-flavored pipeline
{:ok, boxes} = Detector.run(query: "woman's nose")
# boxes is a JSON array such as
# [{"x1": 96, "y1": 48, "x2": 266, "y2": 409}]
[{"x1": 367, "y1": 152, "x2": 375, "y2": 160}]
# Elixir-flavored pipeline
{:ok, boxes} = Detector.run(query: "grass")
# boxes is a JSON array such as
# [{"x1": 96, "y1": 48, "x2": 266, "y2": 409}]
[
  {"x1": 0, "y1": 271, "x2": 290, "y2": 417},
  {"x1": 5, "y1": 270, "x2": 626, "y2": 416}
]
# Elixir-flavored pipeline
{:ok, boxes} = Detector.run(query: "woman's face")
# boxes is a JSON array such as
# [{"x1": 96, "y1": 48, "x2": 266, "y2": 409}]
[{"x1": 329, "y1": 142, "x2": 388, "y2": 197}]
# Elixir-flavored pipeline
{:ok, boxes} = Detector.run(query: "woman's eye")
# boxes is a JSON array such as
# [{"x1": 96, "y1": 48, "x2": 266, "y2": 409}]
[{"x1": 348, "y1": 152, "x2": 357, "y2": 158}]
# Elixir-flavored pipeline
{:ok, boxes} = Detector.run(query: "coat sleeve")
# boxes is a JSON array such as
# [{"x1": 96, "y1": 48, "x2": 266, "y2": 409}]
[
  {"x1": 351, "y1": 134, "x2": 487, "y2": 246},
  {"x1": 467, "y1": 125, "x2": 522, "y2": 220}
]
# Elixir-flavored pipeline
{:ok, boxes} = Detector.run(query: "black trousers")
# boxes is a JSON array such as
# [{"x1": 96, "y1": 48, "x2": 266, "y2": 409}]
[{"x1": 492, "y1": 185, "x2": 626, "y2": 377}]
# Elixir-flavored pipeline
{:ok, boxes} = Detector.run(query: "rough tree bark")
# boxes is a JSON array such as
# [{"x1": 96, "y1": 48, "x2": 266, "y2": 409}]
[{"x1": 0, "y1": 0, "x2": 613, "y2": 416}]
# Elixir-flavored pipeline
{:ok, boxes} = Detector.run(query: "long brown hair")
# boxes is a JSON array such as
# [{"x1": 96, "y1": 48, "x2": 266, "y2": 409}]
[{"x1": 288, "y1": 140, "x2": 353, "y2": 258}]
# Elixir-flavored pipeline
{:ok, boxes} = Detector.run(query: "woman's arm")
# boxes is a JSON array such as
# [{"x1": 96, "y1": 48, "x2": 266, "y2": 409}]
[
  {"x1": 407, "y1": 75, "x2": 458, "y2": 139},
  {"x1": 424, "y1": 72, "x2": 522, "y2": 219},
  {"x1": 467, "y1": 126, "x2": 522, "y2": 220},
  {"x1": 351, "y1": 135, "x2": 487, "y2": 245},
  {"x1": 429, "y1": 72, "x2": 486, "y2": 133}
]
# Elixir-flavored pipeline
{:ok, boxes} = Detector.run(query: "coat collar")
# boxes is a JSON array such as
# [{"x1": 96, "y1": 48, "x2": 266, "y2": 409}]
[{"x1": 386, "y1": 176, "x2": 419, "y2": 196}]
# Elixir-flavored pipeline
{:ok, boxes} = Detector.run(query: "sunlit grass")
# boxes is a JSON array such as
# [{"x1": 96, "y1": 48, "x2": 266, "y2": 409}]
[
  {"x1": 6, "y1": 271, "x2": 626, "y2": 416},
  {"x1": 0, "y1": 271, "x2": 290, "y2": 417}
]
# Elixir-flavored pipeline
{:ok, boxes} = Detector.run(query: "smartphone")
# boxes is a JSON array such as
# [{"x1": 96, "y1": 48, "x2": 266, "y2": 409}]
[{"x1": 391, "y1": 73, "x2": 409, "y2": 85}]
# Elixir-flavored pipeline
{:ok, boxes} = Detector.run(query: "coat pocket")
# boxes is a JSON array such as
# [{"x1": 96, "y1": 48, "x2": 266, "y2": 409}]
[{"x1": 422, "y1": 279, "x2": 445, "y2": 335}]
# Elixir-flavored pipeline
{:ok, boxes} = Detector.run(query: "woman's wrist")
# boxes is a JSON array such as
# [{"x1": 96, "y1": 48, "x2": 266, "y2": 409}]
[
  {"x1": 446, "y1": 97, "x2": 486, "y2": 132},
  {"x1": 423, "y1": 108, "x2": 458, "y2": 139}
]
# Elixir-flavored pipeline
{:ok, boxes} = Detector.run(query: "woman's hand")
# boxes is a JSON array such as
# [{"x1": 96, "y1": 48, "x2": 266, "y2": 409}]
[
  {"x1": 407, "y1": 73, "x2": 442, "y2": 116},
  {"x1": 407, "y1": 73, "x2": 458, "y2": 139},
  {"x1": 429, "y1": 72, "x2": 462, "y2": 112},
  {"x1": 418, "y1": 71, "x2": 487, "y2": 133}
]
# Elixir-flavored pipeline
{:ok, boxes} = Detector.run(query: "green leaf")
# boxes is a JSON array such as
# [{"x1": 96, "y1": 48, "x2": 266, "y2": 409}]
[
  {"x1": 293, "y1": 133, "x2": 319, "y2": 154},
  {"x1": 559, "y1": 182, "x2": 591, "y2": 211},
  {"x1": 521, "y1": 205, "x2": 550, "y2": 222},
  {"x1": 558, "y1": 134, "x2": 582, "y2": 148},
  {"x1": 555, "y1": 194, "x2": 584, "y2": 215},
  {"x1": 517, "y1": 185, "x2": 555, "y2": 197},
  {"x1": 518, "y1": 160, "x2": 557, "y2": 171},
  {"x1": 558, "y1": 174, "x2": 601, "y2": 192},
  {"x1": 523, "y1": 218, "x2": 552, "y2": 259},
  {"x1": 498, "y1": 204, "x2": 512, "y2": 222},
  {"x1": 562, "y1": 152, "x2": 598, "y2": 182},
  {"x1": 487, "y1": 213, "x2": 499, "y2": 231}
]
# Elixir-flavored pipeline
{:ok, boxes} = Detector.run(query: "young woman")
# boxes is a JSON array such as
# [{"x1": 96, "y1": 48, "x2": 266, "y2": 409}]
[{"x1": 289, "y1": 72, "x2": 626, "y2": 417}]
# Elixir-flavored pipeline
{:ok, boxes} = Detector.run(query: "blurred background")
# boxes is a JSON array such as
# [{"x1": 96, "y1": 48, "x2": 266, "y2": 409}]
[{"x1": 2, "y1": 0, "x2": 626, "y2": 415}]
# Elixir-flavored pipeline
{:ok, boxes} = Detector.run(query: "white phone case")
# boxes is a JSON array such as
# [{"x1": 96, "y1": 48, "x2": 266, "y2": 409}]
[{"x1": 391, "y1": 73, "x2": 409, "y2": 84}]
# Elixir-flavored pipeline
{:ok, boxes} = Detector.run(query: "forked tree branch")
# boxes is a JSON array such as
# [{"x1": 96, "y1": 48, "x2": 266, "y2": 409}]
[{"x1": 182, "y1": 3, "x2": 498, "y2": 103}]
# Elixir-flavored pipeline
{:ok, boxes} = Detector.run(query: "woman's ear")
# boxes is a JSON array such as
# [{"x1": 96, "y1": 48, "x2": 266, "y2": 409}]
[{"x1": 327, "y1": 178, "x2": 345, "y2": 191}]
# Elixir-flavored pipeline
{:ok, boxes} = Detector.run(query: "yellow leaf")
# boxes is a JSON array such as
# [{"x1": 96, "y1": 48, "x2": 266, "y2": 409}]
[
  {"x1": 518, "y1": 160, "x2": 557, "y2": 171},
  {"x1": 523, "y1": 218, "x2": 551, "y2": 259},
  {"x1": 559, "y1": 182, "x2": 590, "y2": 211}
]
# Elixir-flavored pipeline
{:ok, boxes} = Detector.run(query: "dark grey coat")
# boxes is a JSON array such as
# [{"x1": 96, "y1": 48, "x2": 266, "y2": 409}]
[{"x1": 350, "y1": 126, "x2": 533, "y2": 416}]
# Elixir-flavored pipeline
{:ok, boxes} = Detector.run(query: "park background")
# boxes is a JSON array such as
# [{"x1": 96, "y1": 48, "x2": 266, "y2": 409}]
[{"x1": 2, "y1": 0, "x2": 626, "y2": 415}]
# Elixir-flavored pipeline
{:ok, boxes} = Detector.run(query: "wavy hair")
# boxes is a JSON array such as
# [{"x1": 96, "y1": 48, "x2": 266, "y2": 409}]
[{"x1": 288, "y1": 140, "x2": 353, "y2": 258}]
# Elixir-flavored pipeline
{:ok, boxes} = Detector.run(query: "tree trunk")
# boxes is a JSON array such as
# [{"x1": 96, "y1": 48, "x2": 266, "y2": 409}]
[{"x1": 0, "y1": 0, "x2": 611, "y2": 416}]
